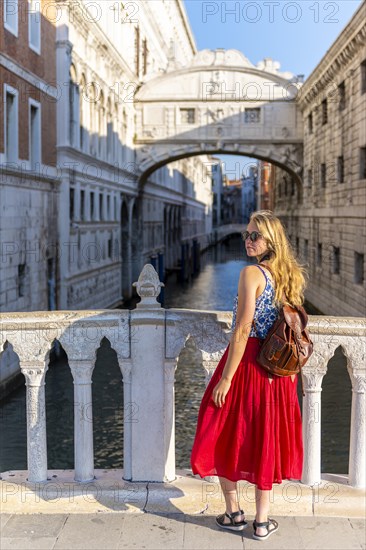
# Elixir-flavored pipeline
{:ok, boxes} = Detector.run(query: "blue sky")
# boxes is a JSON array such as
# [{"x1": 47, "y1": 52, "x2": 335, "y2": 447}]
[{"x1": 183, "y1": 0, "x2": 363, "y2": 177}]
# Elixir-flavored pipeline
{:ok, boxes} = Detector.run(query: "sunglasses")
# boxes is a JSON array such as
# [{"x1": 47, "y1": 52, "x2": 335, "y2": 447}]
[{"x1": 241, "y1": 230, "x2": 263, "y2": 242}]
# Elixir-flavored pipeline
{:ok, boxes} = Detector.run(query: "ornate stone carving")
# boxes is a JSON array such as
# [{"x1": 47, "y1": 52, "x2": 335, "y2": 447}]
[
  {"x1": 132, "y1": 263, "x2": 164, "y2": 307},
  {"x1": 69, "y1": 360, "x2": 94, "y2": 385},
  {"x1": 349, "y1": 372, "x2": 366, "y2": 394}
]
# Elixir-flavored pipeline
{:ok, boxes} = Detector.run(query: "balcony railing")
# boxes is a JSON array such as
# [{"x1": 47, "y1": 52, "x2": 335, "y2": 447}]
[{"x1": 0, "y1": 264, "x2": 365, "y2": 488}]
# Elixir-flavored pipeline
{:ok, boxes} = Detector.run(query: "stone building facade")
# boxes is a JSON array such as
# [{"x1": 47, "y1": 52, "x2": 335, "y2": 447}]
[
  {"x1": 56, "y1": 0, "x2": 213, "y2": 309},
  {"x1": 0, "y1": 0, "x2": 59, "y2": 312},
  {"x1": 273, "y1": 1, "x2": 366, "y2": 316},
  {"x1": 242, "y1": 165, "x2": 257, "y2": 224}
]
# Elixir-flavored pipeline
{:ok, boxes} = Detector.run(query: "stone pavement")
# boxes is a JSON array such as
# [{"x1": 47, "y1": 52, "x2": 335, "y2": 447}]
[
  {"x1": 0, "y1": 512, "x2": 365, "y2": 549},
  {"x1": 0, "y1": 469, "x2": 365, "y2": 549}
]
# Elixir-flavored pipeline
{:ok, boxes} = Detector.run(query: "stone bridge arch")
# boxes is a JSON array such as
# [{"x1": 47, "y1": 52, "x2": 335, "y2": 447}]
[{"x1": 134, "y1": 49, "x2": 304, "y2": 188}]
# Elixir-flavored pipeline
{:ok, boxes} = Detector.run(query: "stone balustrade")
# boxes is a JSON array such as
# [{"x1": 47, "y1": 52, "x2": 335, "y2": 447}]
[{"x1": 0, "y1": 264, "x2": 365, "y2": 488}]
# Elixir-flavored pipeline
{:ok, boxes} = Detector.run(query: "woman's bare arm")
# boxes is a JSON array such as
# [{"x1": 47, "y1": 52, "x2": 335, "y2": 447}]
[
  {"x1": 222, "y1": 266, "x2": 258, "y2": 380},
  {"x1": 212, "y1": 266, "x2": 259, "y2": 407}
]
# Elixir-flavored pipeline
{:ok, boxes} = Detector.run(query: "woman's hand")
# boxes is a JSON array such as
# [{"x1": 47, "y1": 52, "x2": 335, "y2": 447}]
[{"x1": 212, "y1": 377, "x2": 231, "y2": 408}]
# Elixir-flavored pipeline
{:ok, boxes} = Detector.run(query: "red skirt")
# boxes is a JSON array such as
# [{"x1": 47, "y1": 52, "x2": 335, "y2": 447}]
[{"x1": 190, "y1": 337, "x2": 303, "y2": 490}]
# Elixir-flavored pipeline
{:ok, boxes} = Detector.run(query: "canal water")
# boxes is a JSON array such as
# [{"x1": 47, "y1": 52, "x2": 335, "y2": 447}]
[{"x1": 0, "y1": 237, "x2": 352, "y2": 476}]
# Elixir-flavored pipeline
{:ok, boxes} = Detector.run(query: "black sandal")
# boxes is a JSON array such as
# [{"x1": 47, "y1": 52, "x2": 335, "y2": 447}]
[
  {"x1": 215, "y1": 509, "x2": 248, "y2": 531},
  {"x1": 252, "y1": 518, "x2": 279, "y2": 540}
]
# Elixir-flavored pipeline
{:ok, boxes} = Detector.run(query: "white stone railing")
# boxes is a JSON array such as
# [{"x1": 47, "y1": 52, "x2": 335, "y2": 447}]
[{"x1": 0, "y1": 264, "x2": 365, "y2": 488}]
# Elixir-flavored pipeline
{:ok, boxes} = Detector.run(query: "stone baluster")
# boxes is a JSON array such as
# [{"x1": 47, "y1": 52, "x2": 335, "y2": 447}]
[
  {"x1": 69, "y1": 360, "x2": 95, "y2": 482},
  {"x1": 119, "y1": 359, "x2": 132, "y2": 481},
  {"x1": 21, "y1": 363, "x2": 49, "y2": 482},
  {"x1": 301, "y1": 358, "x2": 328, "y2": 486},
  {"x1": 348, "y1": 365, "x2": 366, "y2": 488}
]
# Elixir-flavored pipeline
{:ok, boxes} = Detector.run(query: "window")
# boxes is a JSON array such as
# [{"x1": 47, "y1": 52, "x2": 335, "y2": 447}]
[
  {"x1": 28, "y1": 0, "x2": 41, "y2": 53},
  {"x1": 308, "y1": 112, "x2": 313, "y2": 134},
  {"x1": 107, "y1": 194, "x2": 110, "y2": 220},
  {"x1": 320, "y1": 163, "x2": 326, "y2": 187},
  {"x1": 317, "y1": 243, "x2": 322, "y2": 266},
  {"x1": 361, "y1": 59, "x2": 366, "y2": 95},
  {"x1": 338, "y1": 81, "x2": 346, "y2": 111},
  {"x1": 5, "y1": 86, "x2": 18, "y2": 162},
  {"x1": 322, "y1": 99, "x2": 327, "y2": 125},
  {"x1": 304, "y1": 239, "x2": 309, "y2": 262},
  {"x1": 296, "y1": 237, "x2": 299, "y2": 255},
  {"x1": 360, "y1": 147, "x2": 366, "y2": 180},
  {"x1": 90, "y1": 191, "x2": 95, "y2": 220},
  {"x1": 307, "y1": 168, "x2": 312, "y2": 187},
  {"x1": 79, "y1": 74, "x2": 86, "y2": 151},
  {"x1": 4, "y1": 0, "x2": 18, "y2": 36},
  {"x1": 337, "y1": 156, "x2": 344, "y2": 183},
  {"x1": 98, "y1": 91, "x2": 105, "y2": 158},
  {"x1": 180, "y1": 108, "x2": 195, "y2": 124},
  {"x1": 108, "y1": 237, "x2": 112, "y2": 258},
  {"x1": 291, "y1": 178, "x2": 295, "y2": 196},
  {"x1": 107, "y1": 99, "x2": 113, "y2": 162},
  {"x1": 80, "y1": 190, "x2": 85, "y2": 221},
  {"x1": 99, "y1": 193, "x2": 103, "y2": 220},
  {"x1": 69, "y1": 66, "x2": 79, "y2": 147},
  {"x1": 29, "y1": 100, "x2": 41, "y2": 169},
  {"x1": 18, "y1": 264, "x2": 26, "y2": 297},
  {"x1": 354, "y1": 252, "x2": 364, "y2": 285},
  {"x1": 244, "y1": 108, "x2": 260, "y2": 123},
  {"x1": 70, "y1": 188, "x2": 75, "y2": 221},
  {"x1": 332, "y1": 246, "x2": 340, "y2": 274}
]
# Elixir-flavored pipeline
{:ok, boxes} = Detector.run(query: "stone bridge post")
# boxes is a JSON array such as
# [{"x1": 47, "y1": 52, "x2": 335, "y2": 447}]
[{"x1": 129, "y1": 264, "x2": 174, "y2": 481}]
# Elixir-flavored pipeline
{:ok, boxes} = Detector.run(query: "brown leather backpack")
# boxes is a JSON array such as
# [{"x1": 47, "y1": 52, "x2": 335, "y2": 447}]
[{"x1": 252, "y1": 263, "x2": 314, "y2": 396}]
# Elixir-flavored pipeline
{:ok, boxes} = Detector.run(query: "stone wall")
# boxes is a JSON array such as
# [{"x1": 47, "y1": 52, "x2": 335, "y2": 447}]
[{"x1": 274, "y1": 2, "x2": 366, "y2": 316}]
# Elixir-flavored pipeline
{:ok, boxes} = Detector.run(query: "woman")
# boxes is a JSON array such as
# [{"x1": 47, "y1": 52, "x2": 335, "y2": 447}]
[{"x1": 190, "y1": 210, "x2": 307, "y2": 541}]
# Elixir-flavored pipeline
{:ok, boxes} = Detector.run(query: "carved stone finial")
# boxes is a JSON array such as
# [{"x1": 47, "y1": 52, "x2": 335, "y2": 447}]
[{"x1": 132, "y1": 264, "x2": 165, "y2": 308}]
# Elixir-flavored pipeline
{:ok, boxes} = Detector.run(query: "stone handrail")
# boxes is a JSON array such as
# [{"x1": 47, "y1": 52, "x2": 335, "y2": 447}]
[{"x1": 0, "y1": 264, "x2": 365, "y2": 488}]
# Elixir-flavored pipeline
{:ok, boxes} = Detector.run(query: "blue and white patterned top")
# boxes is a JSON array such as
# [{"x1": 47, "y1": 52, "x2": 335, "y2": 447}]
[{"x1": 231, "y1": 264, "x2": 280, "y2": 339}]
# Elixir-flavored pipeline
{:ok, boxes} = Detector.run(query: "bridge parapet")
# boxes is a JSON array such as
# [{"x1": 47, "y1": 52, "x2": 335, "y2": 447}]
[{"x1": 0, "y1": 264, "x2": 365, "y2": 488}]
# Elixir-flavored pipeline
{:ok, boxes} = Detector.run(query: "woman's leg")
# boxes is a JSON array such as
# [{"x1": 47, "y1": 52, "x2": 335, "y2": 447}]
[
  {"x1": 219, "y1": 476, "x2": 244, "y2": 523},
  {"x1": 255, "y1": 487, "x2": 276, "y2": 535}
]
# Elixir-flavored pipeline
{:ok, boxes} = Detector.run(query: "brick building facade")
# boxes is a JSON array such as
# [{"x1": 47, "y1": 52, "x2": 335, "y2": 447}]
[{"x1": 0, "y1": 0, "x2": 59, "y2": 311}]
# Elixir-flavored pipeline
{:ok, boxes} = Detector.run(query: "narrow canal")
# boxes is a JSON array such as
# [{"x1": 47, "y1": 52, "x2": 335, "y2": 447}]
[{"x1": 0, "y1": 237, "x2": 352, "y2": 476}]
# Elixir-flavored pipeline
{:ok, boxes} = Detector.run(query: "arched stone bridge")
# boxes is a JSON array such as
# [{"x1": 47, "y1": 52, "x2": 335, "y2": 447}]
[
  {"x1": 214, "y1": 223, "x2": 246, "y2": 242},
  {"x1": 134, "y1": 49, "x2": 304, "y2": 186}
]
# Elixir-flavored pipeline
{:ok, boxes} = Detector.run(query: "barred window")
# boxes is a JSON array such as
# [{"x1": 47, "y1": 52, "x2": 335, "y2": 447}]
[
  {"x1": 180, "y1": 108, "x2": 195, "y2": 124},
  {"x1": 244, "y1": 108, "x2": 260, "y2": 123},
  {"x1": 337, "y1": 156, "x2": 344, "y2": 183},
  {"x1": 308, "y1": 112, "x2": 313, "y2": 133},
  {"x1": 338, "y1": 81, "x2": 346, "y2": 111}
]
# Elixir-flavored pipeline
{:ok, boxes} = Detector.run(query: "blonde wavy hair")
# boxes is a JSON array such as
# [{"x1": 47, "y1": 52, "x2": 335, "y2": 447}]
[{"x1": 249, "y1": 210, "x2": 309, "y2": 309}]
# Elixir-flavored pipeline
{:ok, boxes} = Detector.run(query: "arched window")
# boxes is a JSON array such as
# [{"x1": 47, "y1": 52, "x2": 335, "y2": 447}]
[
  {"x1": 107, "y1": 97, "x2": 113, "y2": 162},
  {"x1": 88, "y1": 82, "x2": 98, "y2": 156},
  {"x1": 98, "y1": 90, "x2": 105, "y2": 159},
  {"x1": 69, "y1": 64, "x2": 79, "y2": 147},
  {"x1": 122, "y1": 108, "x2": 128, "y2": 162},
  {"x1": 114, "y1": 103, "x2": 119, "y2": 164},
  {"x1": 79, "y1": 73, "x2": 86, "y2": 151}
]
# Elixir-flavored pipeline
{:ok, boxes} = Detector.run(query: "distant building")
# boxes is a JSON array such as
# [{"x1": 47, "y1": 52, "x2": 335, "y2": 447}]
[
  {"x1": 211, "y1": 158, "x2": 224, "y2": 227},
  {"x1": 222, "y1": 178, "x2": 243, "y2": 223},
  {"x1": 257, "y1": 161, "x2": 275, "y2": 211},
  {"x1": 274, "y1": 1, "x2": 365, "y2": 316},
  {"x1": 242, "y1": 165, "x2": 258, "y2": 223}
]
